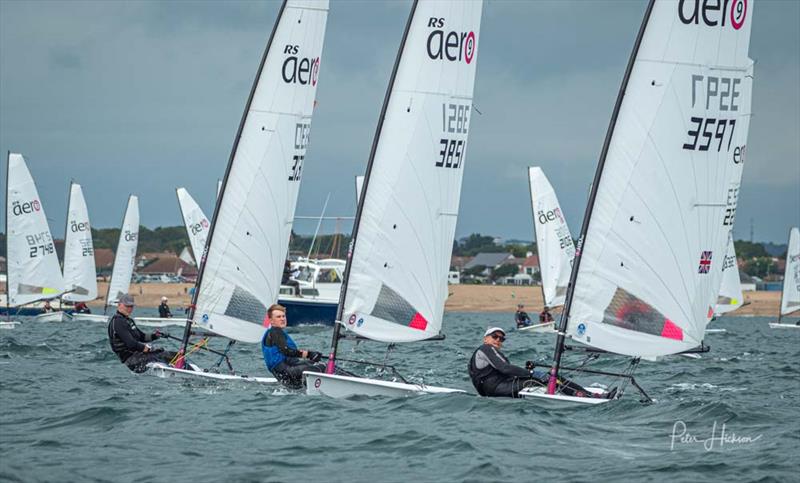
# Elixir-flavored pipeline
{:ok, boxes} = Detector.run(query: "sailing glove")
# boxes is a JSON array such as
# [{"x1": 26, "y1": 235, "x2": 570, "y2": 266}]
[
  {"x1": 151, "y1": 331, "x2": 162, "y2": 340},
  {"x1": 308, "y1": 351, "x2": 322, "y2": 363},
  {"x1": 525, "y1": 361, "x2": 535, "y2": 371}
]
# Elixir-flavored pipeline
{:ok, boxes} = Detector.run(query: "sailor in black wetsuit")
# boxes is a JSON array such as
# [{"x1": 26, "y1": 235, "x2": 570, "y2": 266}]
[
  {"x1": 515, "y1": 304, "x2": 532, "y2": 328},
  {"x1": 107, "y1": 294, "x2": 176, "y2": 373},
  {"x1": 158, "y1": 297, "x2": 172, "y2": 318},
  {"x1": 261, "y1": 303, "x2": 323, "y2": 389},
  {"x1": 468, "y1": 327, "x2": 595, "y2": 398}
]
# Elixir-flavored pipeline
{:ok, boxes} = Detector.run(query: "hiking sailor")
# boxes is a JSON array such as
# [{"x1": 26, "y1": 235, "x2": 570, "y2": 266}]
[
  {"x1": 468, "y1": 327, "x2": 605, "y2": 398},
  {"x1": 107, "y1": 294, "x2": 176, "y2": 373},
  {"x1": 261, "y1": 304, "x2": 323, "y2": 389}
]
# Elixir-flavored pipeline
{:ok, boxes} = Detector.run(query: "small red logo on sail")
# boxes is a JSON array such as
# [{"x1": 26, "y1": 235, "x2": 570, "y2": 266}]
[{"x1": 698, "y1": 251, "x2": 713, "y2": 274}]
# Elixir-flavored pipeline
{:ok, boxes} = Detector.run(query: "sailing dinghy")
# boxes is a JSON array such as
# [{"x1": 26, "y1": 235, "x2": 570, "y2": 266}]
[
  {"x1": 519, "y1": 167, "x2": 577, "y2": 333},
  {"x1": 149, "y1": 0, "x2": 330, "y2": 384},
  {"x1": 5, "y1": 153, "x2": 65, "y2": 323},
  {"x1": 522, "y1": 0, "x2": 754, "y2": 405},
  {"x1": 704, "y1": 234, "x2": 744, "y2": 333},
  {"x1": 304, "y1": 0, "x2": 483, "y2": 398},
  {"x1": 769, "y1": 227, "x2": 800, "y2": 329}
]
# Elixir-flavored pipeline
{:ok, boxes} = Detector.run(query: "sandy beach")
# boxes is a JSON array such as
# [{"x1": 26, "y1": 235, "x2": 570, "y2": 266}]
[{"x1": 83, "y1": 282, "x2": 782, "y2": 317}]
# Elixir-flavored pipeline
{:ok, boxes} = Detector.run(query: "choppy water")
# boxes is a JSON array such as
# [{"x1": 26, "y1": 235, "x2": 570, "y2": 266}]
[{"x1": 1, "y1": 312, "x2": 798, "y2": 482}]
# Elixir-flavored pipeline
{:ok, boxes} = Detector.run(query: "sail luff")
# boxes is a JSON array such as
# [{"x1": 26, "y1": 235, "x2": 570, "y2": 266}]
[{"x1": 547, "y1": 0, "x2": 657, "y2": 394}]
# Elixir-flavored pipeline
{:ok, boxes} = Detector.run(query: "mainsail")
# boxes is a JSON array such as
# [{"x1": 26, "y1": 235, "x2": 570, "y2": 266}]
[
  {"x1": 62, "y1": 182, "x2": 98, "y2": 302},
  {"x1": 176, "y1": 187, "x2": 210, "y2": 265},
  {"x1": 779, "y1": 227, "x2": 800, "y2": 319},
  {"x1": 187, "y1": 0, "x2": 329, "y2": 344},
  {"x1": 528, "y1": 167, "x2": 575, "y2": 308},
  {"x1": 331, "y1": 0, "x2": 483, "y2": 345},
  {"x1": 715, "y1": 234, "x2": 743, "y2": 315},
  {"x1": 5, "y1": 153, "x2": 64, "y2": 306},
  {"x1": 106, "y1": 195, "x2": 139, "y2": 306},
  {"x1": 556, "y1": 0, "x2": 754, "y2": 360}
]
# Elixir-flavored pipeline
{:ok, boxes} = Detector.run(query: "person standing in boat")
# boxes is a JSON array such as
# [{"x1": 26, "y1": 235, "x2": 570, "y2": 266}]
[
  {"x1": 515, "y1": 304, "x2": 532, "y2": 328},
  {"x1": 107, "y1": 294, "x2": 174, "y2": 373},
  {"x1": 42, "y1": 301, "x2": 55, "y2": 313},
  {"x1": 468, "y1": 327, "x2": 604, "y2": 398},
  {"x1": 158, "y1": 296, "x2": 172, "y2": 318},
  {"x1": 281, "y1": 260, "x2": 301, "y2": 296},
  {"x1": 539, "y1": 306, "x2": 554, "y2": 324},
  {"x1": 261, "y1": 304, "x2": 323, "y2": 389}
]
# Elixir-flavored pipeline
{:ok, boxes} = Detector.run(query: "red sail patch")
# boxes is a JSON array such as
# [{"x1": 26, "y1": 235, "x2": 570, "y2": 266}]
[
  {"x1": 409, "y1": 312, "x2": 428, "y2": 331},
  {"x1": 660, "y1": 318, "x2": 684, "y2": 341}
]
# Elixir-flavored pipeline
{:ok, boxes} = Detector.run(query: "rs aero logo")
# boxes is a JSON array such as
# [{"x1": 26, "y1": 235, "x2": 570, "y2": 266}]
[
  {"x1": 11, "y1": 199, "x2": 41, "y2": 216},
  {"x1": 70, "y1": 220, "x2": 90, "y2": 232},
  {"x1": 190, "y1": 219, "x2": 209, "y2": 235},
  {"x1": 282, "y1": 45, "x2": 320, "y2": 86},
  {"x1": 426, "y1": 18, "x2": 476, "y2": 64},
  {"x1": 678, "y1": 0, "x2": 747, "y2": 30}
]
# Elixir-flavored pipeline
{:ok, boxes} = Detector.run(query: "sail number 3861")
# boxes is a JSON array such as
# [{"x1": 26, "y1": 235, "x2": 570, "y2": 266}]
[{"x1": 437, "y1": 103, "x2": 470, "y2": 169}]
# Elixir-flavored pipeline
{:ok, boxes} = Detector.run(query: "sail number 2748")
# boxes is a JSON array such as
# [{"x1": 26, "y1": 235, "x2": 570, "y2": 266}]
[{"x1": 437, "y1": 103, "x2": 470, "y2": 169}]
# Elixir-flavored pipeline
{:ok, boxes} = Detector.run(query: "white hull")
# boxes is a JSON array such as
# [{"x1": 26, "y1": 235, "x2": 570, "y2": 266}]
[
  {"x1": 147, "y1": 362, "x2": 278, "y2": 384},
  {"x1": 517, "y1": 322, "x2": 555, "y2": 333},
  {"x1": 34, "y1": 312, "x2": 73, "y2": 323},
  {"x1": 72, "y1": 313, "x2": 109, "y2": 323},
  {"x1": 136, "y1": 317, "x2": 189, "y2": 327},
  {"x1": 304, "y1": 371, "x2": 465, "y2": 398},
  {"x1": 704, "y1": 328, "x2": 727, "y2": 334},
  {"x1": 518, "y1": 385, "x2": 610, "y2": 405},
  {"x1": 0, "y1": 321, "x2": 20, "y2": 329},
  {"x1": 769, "y1": 322, "x2": 800, "y2": 329}
]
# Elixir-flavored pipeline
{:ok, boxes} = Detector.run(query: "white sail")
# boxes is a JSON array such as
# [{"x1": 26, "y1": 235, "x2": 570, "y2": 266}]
[
  {"x1": 62, "y1": 183, "x2": 98, "y2": 302},
  {"x1": 176, "y1": 188, "x2": 210, "y2": 265},
  {"x1": 780, "y1": 227, "x2": 800, "y2": 317},
  {"x1": 528, "y1": 167, "x2": 575, "y2": 308},
  {"x1": 340, "y1": 0, "x2": 483, "y2": 343},
  {"x1": 192, "y1": 0, "x2": 329, "y2": 343},
  {"x1": 566, "y1": 0, "x2": 754, "y2": 357},
  {"x1": 106, "y1": 196, "x2": 139, "y2": 306},
  {"x1": 355, "y1": 175, "x2": 364, "y2": 204},
  {"x1": 715, "y1": 234, "x2": 743, "y2": 315},
  {"x1": 5, "y1": 153, "x2": 64, "y2": 306}
]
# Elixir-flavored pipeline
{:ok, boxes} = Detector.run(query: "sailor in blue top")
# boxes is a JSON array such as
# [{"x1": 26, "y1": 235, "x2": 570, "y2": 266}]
[{"x1": 261, "y1": 303, "x2": 323, "y2": 389}]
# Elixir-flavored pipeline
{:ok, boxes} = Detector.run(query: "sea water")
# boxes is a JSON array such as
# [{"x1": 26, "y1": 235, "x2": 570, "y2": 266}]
[{"x1": 1, "y1": 313, "x2": 797, "y2": 482}]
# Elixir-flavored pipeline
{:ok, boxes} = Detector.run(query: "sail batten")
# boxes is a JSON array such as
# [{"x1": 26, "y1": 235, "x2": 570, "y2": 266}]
[
  {"x1": 188, "y1": 0, "x2": 329, "y2": 344},
  {"x1": 6, "y1": 153, "x2": 65, "y2": 306},
  {"x1": 335, "y1": 0, "x2": 483, "y2": 344}
]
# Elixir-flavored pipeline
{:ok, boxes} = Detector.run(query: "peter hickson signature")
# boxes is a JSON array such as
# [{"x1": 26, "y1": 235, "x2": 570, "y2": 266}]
[{"x1": 671, "y1": 420, "x2": 762, "y2": 450}]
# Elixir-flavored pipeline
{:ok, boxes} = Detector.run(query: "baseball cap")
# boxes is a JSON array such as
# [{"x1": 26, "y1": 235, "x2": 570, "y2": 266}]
[
  {"x1": 119, "y1": 294, "x2": 135, "y2": 306},
  {"x1": 484, "y1": 326, "x2": 506, "y2": 337}
]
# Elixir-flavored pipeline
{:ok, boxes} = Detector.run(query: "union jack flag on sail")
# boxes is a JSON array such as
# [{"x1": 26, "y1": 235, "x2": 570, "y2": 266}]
[{"x1": 698, "y1": 251, "x2": 713, "y2": 274}]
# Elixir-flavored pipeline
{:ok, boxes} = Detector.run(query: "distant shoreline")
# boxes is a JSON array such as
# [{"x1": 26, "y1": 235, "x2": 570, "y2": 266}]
[{"x1": 83, "y1": 282, "x2": 783, "y2": 317}]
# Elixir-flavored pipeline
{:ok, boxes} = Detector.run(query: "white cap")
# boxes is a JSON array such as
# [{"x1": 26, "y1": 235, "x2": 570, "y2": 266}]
[
  {"x1": 484, "y1": 327, "x2": 506, "y2": 337},
  {"x1": 161, "y1": 296, "x2": 168, "y2": 302}
]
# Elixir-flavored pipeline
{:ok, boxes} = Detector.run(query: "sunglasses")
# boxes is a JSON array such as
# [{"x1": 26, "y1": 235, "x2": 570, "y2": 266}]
[{"x1": 491, "y1": 333, "x2": 506, "y2": 342}]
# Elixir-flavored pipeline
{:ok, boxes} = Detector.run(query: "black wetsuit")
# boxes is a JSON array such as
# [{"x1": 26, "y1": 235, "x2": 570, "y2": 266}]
[
  {"x1": 515, "y1": 310, "x2": 532, "y2": 328},
  {"x1": 158, "y1": 302, "x2": 172, "y2": 318},
  {"x1": 539, "y1": 310, "x2": 554, "y2": 323},
  {"x1": 262, "y1": 327, "x2": 323, "y2": 389},
  {"x1": 282, "y1": 262, "x2": 301, "y2": 295},
  {"x1": 468, "y1": 344, "x2": 590, "y2": 398},
  {"x1": 107, "y1": 311, "x2": 175, "y2": 373}
]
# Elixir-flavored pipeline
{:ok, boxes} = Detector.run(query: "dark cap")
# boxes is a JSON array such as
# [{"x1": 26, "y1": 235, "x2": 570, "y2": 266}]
[{"x1": 118, "y1": 294, "x2": 135, "y2": 306}]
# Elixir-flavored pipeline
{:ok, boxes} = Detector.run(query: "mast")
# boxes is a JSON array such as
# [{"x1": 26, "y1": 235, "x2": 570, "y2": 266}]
[
  {"x1": 60, "y1": 181, "x2": 73, "y2": 309},
  {"x1": 4, "y1": 152, "x2": 9, "y2": 320},
  {"x1": 325, "y1": 0, "x2": 420, "y2": 373},
  {"x1": 546, "y1": 0, "x2": 655, "y2": 395},
  {"x1": 177, "y1": 0, "x2": 289, "y2": 365}
]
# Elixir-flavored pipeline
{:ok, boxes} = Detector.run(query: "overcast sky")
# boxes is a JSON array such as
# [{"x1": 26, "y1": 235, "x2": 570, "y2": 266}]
[{"x1": 1, "y1": 0, "x2": 798, "y2": 244}]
